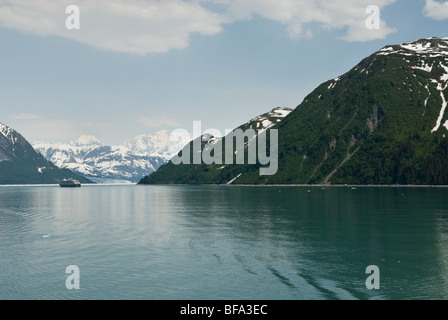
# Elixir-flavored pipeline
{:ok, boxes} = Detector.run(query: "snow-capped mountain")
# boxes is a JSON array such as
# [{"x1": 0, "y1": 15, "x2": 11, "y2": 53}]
[
  {"x1": 0, "y1": 122, "x2": 91, "y2": 184},
  {"x1": 240, "y1": 106, "x2": 294, "y2": 132},
  {"x1": 198, "y1": 106, "x2": 293, "y2": 148},
  {"x1": 123, "y1": 130, "x2": 189, "y2": 158},
  {"x1": 34, "y1": 131, "x2": 185, "y2": 183},
  {"x1": 375, "y1": 37, "x2": 448, "y2": 133},
  {"x1": 202, "y1": 106, "x2": 293, "y2": 156},
  {"x1": 141, "y1": 37, "x2": 448, "y2": 185},
  {"x1": 71, "y1": 135, "x2": 102, "y2": 147}
]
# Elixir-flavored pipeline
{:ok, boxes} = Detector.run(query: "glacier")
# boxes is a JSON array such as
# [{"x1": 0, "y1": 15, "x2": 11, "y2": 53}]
[{"x1": 34, "y1": 130, "x2": 185, "y2": 183}]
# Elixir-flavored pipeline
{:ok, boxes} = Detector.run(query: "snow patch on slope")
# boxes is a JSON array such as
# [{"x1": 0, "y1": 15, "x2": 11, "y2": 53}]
[
  {"x1": 441, "y1": 64, "x2": 448, "y2": 82},
  {"x1": 375, "y1": 39, "x2": 448, "y2": 134},
  {"x1": 227, "y1": 173, "x2": 242, "y2": 185},
  {"x1": 412, "y1": 61, "x2": 433, "y2": 73},
  {"x1": 245, "y1": 107, "x2": 293, "y2": 133},
  {"x1": 0, "y1": 123, "x2": 16, "y2": 145},
  {"x1": 0, "y1": 123, "x2": 12, "y2": 138},
  {"x1": 444, "y1": 120, "x2": 448, "y2": 131},
  {"x1": 377, "y1": 38, "x2": 448, "y2": 59},
  {"x1": 401, "y1": 42, "x2": 432, "y2": 53},
  {"x1": 431, "y1": 90, "x2": 448, "y2": 133},
  {"x1": 327, "y1": 77, "x2": 340, "y2": 90}
]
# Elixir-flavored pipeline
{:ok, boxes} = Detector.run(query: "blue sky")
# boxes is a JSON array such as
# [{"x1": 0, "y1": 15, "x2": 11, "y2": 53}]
[{"x1": 1, "y1": 0, "x2": 447, "y2": 145}]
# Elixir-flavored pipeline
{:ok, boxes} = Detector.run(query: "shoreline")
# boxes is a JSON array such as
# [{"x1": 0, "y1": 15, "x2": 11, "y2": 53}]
[
  {"x1": 2, "y1": 183, "x2": 448, "y2": 188},
  {"x1": 138, "y1": 183, "x2": 448, "y2": 188},
  {"x1": 0, "y1": 183, "x2": 134, "y2": 187}
]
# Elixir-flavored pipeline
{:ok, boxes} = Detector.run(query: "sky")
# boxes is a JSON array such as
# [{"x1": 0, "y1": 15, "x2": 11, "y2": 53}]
[{"x1": 0, "y1": 0, "x2": 448, "y2": 146}]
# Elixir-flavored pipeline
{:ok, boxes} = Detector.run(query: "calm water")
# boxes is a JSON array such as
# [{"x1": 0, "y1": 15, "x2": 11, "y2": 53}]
[{"x1": 1, "y1": 185, "x2": 448, "y2": 300}]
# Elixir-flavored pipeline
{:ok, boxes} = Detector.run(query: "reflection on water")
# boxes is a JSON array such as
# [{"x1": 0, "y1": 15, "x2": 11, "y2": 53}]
[{"x1": 1, "y1": 185, "x2": 448, "y2": 299}]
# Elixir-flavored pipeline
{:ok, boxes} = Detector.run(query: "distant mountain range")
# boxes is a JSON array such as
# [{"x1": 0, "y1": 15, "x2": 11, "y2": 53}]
[
  {"x1": 34, "y1": 131, "x2": 186, "y2": 183},
  {"x1": 140, "y1": 37, "x2": 448, "y2": 185},
  {"x1": 0, "y1": 123, "x2": 91, "y2": 185}
]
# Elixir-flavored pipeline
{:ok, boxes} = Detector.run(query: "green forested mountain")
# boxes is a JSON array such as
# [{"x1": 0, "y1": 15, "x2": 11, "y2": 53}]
[
  {"x1": 139, "y1": 107, "x2": 292, "y2": 184},
  {"x1": 0, "y1": 122, "x2": 92, "y2": 184},
  {"x1": 140, "y1": 37, "x2": 448, "y2": 185}
]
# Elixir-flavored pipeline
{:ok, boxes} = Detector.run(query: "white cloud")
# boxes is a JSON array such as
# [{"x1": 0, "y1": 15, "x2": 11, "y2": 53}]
[
  {"x1": 220, "y1": 0, "x2": 397, "y2": 42},
  {"x1": 423, "y1": 0, "x2": 448, "y2": 20},
  {"x1": 138, "y1": 114, "x2": 180, "y2": 128},
  {"x1": 0, "y1": 0, "x2": 226, "y2": 55},
  {"x1": 0, "y1": 0, "x2": 397, "y2": 55},
  {"x1": 9, "y1": 113, "x2": 42, "y2": 120}
]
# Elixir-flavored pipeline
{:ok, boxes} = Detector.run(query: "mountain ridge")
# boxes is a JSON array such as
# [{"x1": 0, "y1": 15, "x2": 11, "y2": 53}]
[
  {"x1": 34, "y1": 130, "x2": 187, "y2": 182},
  {"x1": 138, "y1": 107, "x2": 293, "y2": 184},
  {"x1": 140, "y1": 37, "x2": 448, "y2": 186},
  {"x1": 0, "y1": 122, "x2": 92, "y2": 185}
]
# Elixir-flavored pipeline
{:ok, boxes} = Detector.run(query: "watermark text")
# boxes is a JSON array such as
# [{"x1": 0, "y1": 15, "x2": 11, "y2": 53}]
[
  {"x1": 66, "y1": 5, "x2": 80, "y2": 30},
  {"x1": 170, "y1": 122, "x2": 278, "y2": 176}
]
